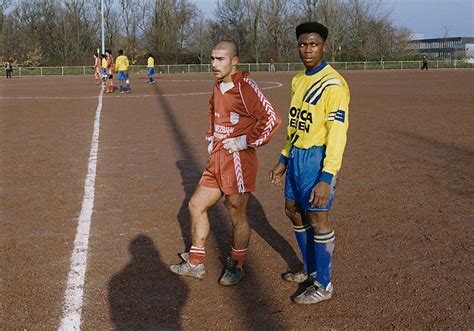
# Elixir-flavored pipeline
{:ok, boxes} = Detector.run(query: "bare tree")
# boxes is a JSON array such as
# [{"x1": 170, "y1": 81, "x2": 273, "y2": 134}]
[
  {"x1": 368, "y1": 18, "x2": 393, "y2": 61},
  {"x1": 144, "y1": 0, "x2": 197, "y2": 64},
  {"x1": 346, "y1": 0, "x2": 382, "y2": 60},
  {"x1": 0, "y1": 0, "x2": 13, "y2": 61},
  {"x1": 244, "y1": 0, "x2": 264, "y2": 63},
  {"x1": 4, "y1": 0, "x2": 57, "y2": 65},
  {"x1": 1, "y1": 0, "x2": 415, "y2": 65},
  {"x1": 188, "y1": 10, "x2": 213, "y2": 64},
  {"x1": 391, "y1": 27, "x2": 412, "y2": 60},
  {"x1": 54, "y1": 0, "x2": 97, "y2": 65},
  {"x1": 262, "y1": 0, "x2": 295, "y2": 61},
  {"x1": 317, "y1": 0, "x2": 349, "y2": 62},
  {"x1": 118, "y1": 0, "x2": 141, "y2": 62},
  {"x1": 90, "y1": 0, "x2": 119, "y2": 53},
  {"x1": 297, "y1": 0, "x2": 320, "y2": 21},
  {"x1": 212, "y1": 0, "x2": 251, "y2": 61}
]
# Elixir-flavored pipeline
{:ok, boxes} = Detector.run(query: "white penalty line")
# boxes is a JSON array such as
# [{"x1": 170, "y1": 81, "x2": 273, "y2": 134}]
[{"x1": 58, "y1": 86, "x2": 104, "y2": 330}]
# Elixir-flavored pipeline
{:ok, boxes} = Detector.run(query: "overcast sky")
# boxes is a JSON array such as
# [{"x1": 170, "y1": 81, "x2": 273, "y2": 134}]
[{"x1": 192, "y1": 0, "x2": 474, "y2": 39}]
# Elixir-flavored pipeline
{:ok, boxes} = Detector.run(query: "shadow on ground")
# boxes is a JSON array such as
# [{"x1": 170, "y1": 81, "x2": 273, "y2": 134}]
[{"x1": 108, "y1": 235, "x2": 188, "y2": 330}]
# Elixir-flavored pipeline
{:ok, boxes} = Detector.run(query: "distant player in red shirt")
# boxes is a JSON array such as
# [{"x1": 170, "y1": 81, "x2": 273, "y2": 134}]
[
  {"x1": 105, "y1": 49, "x2": 114, "y2": 93},
  {"x1": 169, "y1": 41, "x2": 281, "y2": 286},
  {"x1": 93, "y1": 53, "x2": 101, "y2": 85}
]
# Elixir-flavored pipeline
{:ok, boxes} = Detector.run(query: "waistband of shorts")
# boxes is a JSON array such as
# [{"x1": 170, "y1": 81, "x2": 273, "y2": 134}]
[{"x1": 291, "y1": 145, "x2": 326, "y2": 152}]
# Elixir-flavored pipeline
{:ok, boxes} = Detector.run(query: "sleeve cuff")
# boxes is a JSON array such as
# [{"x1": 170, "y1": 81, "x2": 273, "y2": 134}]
[
  {"x1": 279, "y1": 154, "x2": 288, "y2": 165},
  {"x1": 320, "y1": 172, "x2": 333, "y2": 184}
]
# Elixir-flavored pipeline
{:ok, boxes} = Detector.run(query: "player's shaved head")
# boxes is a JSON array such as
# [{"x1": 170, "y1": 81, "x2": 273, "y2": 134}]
[{"x1": 212, "y1": 40, "x2": 239, "y2": 58}]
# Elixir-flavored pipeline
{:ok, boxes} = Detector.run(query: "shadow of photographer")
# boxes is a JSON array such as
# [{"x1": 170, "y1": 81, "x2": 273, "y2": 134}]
[{"x1": 108, "y1": 235, "x2": 188, "y2": 330}]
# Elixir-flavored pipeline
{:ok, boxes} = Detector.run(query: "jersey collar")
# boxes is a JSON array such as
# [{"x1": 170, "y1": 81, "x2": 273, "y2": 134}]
[{"x1": 305, "y1": 60, "x2": 327, "y2": 76}]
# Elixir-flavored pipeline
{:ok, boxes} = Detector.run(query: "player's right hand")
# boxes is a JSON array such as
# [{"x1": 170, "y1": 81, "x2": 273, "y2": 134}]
[
  {"x1": 309, "y1": 181, "x2": 330, "y2": 208},
  {"x1": 270, "y1": 162, "x2": 286, "y2": 186}
]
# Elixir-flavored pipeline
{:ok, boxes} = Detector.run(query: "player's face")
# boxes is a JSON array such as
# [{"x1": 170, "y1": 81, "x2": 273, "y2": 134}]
[
  {"x1": 297, "y1": 33, "x2": 327, "y2": 71},
  {"x1": 211, "y1": 49, "x2": 237, "y2": 83}
]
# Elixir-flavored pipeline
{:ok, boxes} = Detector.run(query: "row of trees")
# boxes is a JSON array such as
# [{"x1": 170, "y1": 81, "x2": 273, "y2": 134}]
[{"x1": 0, "y1": 0, "x2": 414, "y2": 66}]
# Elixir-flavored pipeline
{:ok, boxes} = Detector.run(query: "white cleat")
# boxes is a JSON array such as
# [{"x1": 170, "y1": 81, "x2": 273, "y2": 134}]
[{"x1": 294, "y1": 282, "x2": 333, "y2": 304}]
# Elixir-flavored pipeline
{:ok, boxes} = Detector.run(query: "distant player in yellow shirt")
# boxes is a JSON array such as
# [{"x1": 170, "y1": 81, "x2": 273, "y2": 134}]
[
  {"x1": 100, "y1": 54, "x2": 108, "y2": 85},
  {"x1": 147, "y1": 53, "x2": 156, "y2": 85},
  {"x1": 270, "y1": 22, "x2": 350, "y2": 305},
  {"x1": 115, "y1": 49, "x2": 131, "y2": 93}
]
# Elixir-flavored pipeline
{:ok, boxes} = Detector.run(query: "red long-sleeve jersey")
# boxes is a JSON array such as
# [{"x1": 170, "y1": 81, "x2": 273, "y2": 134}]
[
  {"x1": 206, "y1": 71, "x2": 281, "y2": 152},
  {"x1": 200, "y1": 71, "x2": 281, "y2": 194},
  {"x1": 107, "y1": 54, "x2": 114, "y2": 75}
]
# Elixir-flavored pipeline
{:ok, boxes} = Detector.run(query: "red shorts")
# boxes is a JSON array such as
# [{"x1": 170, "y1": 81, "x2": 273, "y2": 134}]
[{"x1": 200, "y1": 148, "x2": 258, "y2": 195}]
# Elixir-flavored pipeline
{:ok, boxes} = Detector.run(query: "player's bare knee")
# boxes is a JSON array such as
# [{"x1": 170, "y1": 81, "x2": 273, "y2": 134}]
[
  {"x1": 224, "y1": 196, "x2": 244, "y2": 212},
  {"x1": 284, "y1": 206, "x2": 301, "y2": 224},
  {"x1": 308, "y1": 211, "x2": 331, "y2": 232},
  {"x1": 188, "y1": 197, "x2": 206, "y2": 215},
  {"x1": 284, "y1": 206, "x2": 295, "y2": 219}
]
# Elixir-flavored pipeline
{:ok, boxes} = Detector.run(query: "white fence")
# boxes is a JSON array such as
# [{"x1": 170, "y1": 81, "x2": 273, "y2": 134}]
[{"x1": 6, "y1": 60, "x2": 473, "y2": 77}]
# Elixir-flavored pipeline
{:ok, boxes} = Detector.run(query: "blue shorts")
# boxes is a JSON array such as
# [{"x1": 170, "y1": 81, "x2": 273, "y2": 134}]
[
  {"x1": 101, "y1": 68, "x2": 107, "y2": 77},
  {"x1": 147, "y1": 67, "x2": 155, "y2": 76},
  {"x1": 118, "y1": 71, "x2": 128, "y2": 81},
  {"x1": 285, "y1": 146, "x2": 336, "y2": 212}
]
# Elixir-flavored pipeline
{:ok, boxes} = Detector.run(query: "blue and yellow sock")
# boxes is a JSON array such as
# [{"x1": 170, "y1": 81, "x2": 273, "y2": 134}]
[
  {"x1": 293, "y1": 224, "x2": 316, "y2": 274},
  {"x1": 313, "y1": 230, "x2": 335, "y2": 287},
  {"x1": 119, "y1": 85, "x2": 124, "y2": 92}
]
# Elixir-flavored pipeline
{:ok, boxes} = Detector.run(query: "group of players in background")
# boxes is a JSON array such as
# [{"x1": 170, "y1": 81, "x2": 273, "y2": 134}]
[{"x1": 93, "y1": 51, "x2": 156, "y2": 93}]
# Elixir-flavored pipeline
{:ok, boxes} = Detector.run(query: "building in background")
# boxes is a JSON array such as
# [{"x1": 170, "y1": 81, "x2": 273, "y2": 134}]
[{"x1": 409, "y1": 37, "x2": 474, "y2": 61}]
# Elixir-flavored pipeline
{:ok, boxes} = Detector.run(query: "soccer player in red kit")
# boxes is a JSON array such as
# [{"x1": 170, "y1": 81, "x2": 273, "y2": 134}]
[
  {"x1": 93, "y1": 53, "x2": 101, "y2": 85},
  {"x1": 169, "y1": 41, "x2": 281, "y2": 286},
  {"x1": 105, "y1": 49, "x2": 114, "y2": 93}
]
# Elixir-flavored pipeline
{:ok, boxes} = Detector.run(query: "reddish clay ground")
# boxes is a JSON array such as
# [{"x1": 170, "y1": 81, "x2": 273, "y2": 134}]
[{"x1": 1, "y1": 69, "x2": 473, "y2": 329}]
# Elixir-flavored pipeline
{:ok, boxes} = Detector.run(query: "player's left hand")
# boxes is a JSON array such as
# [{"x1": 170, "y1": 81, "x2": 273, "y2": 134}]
[
  {"x1": 207, "y1": 136, "x2": 215, "y2": 155},
  {"x1": 222, "y1": 135, "x2": 247, "y2": 153},
  {"x1": 309, "y1": 181, "x2": 330, "y2": 208}
]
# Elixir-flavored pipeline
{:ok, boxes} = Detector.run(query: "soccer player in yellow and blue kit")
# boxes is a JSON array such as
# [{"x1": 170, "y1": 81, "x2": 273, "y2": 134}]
[
  {"x1": 115, "y1": 49, "x2": 131, "y2": 93},
  {"x1": 100, "y1": 54, "x2": 108, "y2": 85},
  {"x1": 147, "y1": 53, "x2": 156, "y2": 84},
  {"x1": 270, "y1": 22, "x2": 350, "y2": 305}
]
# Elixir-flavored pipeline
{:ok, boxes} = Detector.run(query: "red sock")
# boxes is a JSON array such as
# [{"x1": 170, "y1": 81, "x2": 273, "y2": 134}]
[
  {"x1": 189, "y1": 246, "x2": 205, "y2": 266},
  {"x1": 231, "y1": 247, "x2": 248, "y2": 269}
]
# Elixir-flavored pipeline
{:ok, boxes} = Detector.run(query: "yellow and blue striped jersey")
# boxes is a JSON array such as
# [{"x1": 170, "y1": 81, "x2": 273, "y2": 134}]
[
  {"x1": 281, "y1": 61, "x2": 350, "y2": 177},
  {"x1": 147, "y1": 57, "x2": 154, "y2": 68},
  {"x1": 114, "y1": 55, "x2": 129, "y2": 72}
]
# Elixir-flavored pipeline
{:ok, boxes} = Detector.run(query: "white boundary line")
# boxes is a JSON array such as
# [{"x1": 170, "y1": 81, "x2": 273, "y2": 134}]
[
  {"x1": 58, "y1": 86, "x2": 104, "y2": 331},
  {"x1": 0, "y1": 81, "x2": 283, "y2": 100}
]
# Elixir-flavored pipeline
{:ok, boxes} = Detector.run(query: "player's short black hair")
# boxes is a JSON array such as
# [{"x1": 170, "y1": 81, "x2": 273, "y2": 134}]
[
  {"x1": 148, "y1": 53, "x2": 153, "y2": 57},
  {"x1": 296, "y1": 22, "x2": 329, "y2": 41},
  {"x1": 118, "y1": 49, "x2": 123, "y2": 55}
]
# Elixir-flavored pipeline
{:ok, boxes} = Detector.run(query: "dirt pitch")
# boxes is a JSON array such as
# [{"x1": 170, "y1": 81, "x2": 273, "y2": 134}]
[{"x1": 1, "y1": 69, "x2": 473, "y2": 330}]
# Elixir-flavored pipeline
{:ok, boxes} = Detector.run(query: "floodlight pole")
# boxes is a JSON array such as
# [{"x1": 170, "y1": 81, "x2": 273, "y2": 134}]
[{"x1": 101, "y1": 0, "x2": 105, "y2": 54}]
